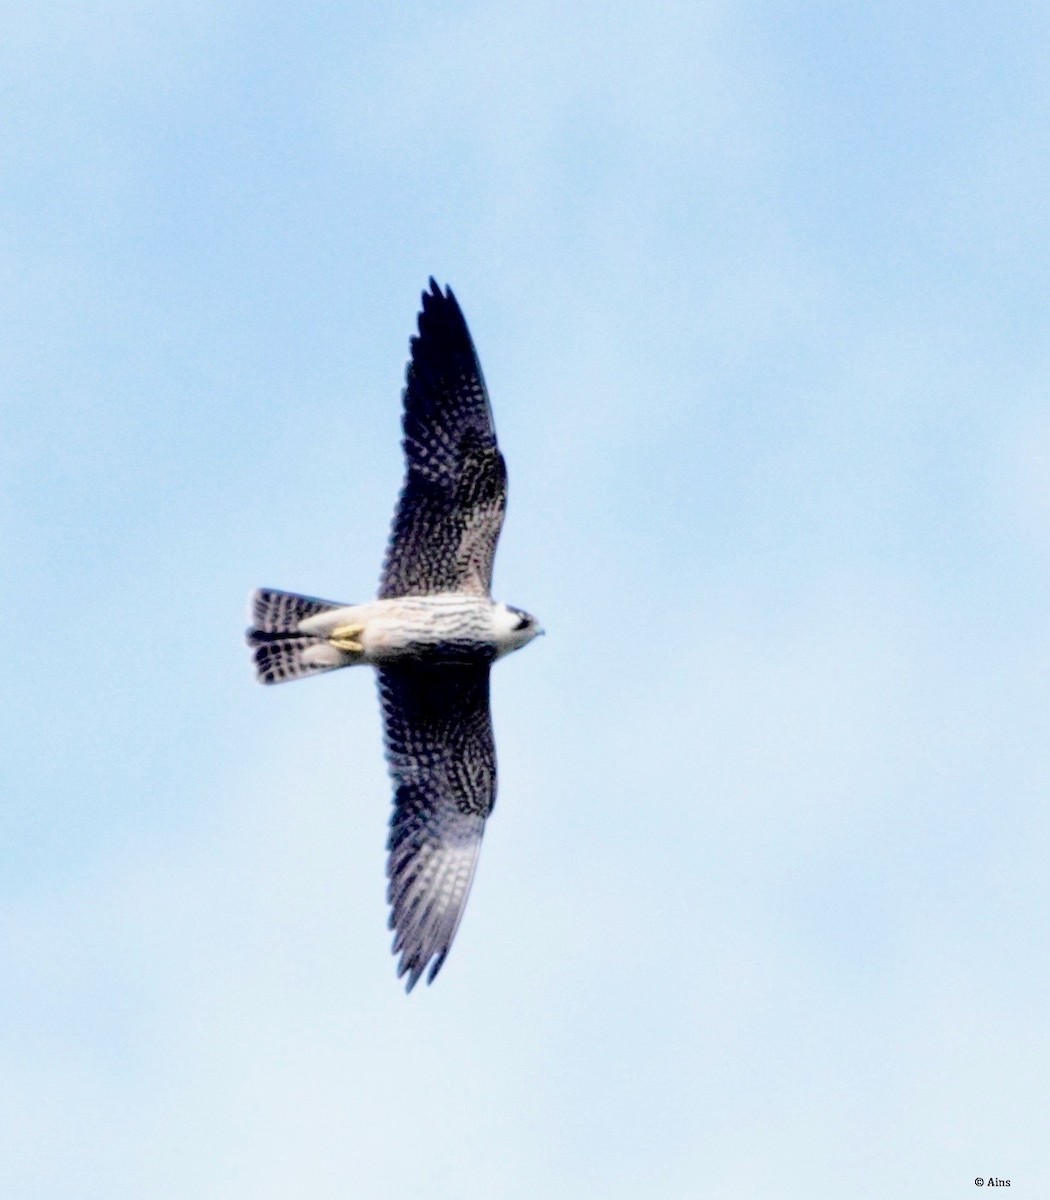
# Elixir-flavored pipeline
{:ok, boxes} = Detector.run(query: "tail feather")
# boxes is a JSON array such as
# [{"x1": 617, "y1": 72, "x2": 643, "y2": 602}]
[
  {"x1": 246, "y1": 588, "x2": 351, "y2": 685},
  {"x1": 251, "y1": 588, "x2": 344, "y2": 632}
]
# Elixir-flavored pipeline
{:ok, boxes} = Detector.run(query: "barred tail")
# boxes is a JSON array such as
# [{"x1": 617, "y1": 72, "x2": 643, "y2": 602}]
[{"x1": 246, "y1": 588, "x2": 348, "y2": 685}]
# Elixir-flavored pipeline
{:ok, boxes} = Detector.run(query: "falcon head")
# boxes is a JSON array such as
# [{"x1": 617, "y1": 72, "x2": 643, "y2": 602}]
[{"x1": 493, "y1": 604, "x2": 544, "y2": 657}]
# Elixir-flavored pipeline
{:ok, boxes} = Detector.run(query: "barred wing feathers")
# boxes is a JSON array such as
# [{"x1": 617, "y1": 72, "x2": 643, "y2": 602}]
[
  {"x1": 379, "y1": 280, "x2": 507, "y2": 600},
  {"x1": 377, "y1": 664, "x2": 496, "y2": 991}
]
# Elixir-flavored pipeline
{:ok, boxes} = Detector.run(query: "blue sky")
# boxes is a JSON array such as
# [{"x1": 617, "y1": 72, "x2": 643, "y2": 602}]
[{"x1": 3, "y1": 2, "x2": 1049, "y2": 1196}]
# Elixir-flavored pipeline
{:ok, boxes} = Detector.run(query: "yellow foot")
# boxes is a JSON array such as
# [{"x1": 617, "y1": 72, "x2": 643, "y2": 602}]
[{"x1": 329, "y1": 623, "x2": 365, "y2": 653}]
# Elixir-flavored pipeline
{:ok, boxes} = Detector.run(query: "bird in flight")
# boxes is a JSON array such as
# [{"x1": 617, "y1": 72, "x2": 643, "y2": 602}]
[{"x1": 246, "y1": 279, "x2": 542, "y2": 990}]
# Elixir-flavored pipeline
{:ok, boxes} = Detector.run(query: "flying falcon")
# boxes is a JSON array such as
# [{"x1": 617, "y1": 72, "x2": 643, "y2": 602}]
[{"x1": 246, "y1": 279, "x2": 542, "y2": 991}]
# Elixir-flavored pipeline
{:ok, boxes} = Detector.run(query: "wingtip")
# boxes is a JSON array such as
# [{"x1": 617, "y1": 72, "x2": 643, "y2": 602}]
[
  {"x1": 414, "y1": 278, "x2": 468, "y2": 351},
  {"x1": 397, "y1": 955, "x2": 446, "y2": 994},
  {"x1": 422, "y1": 276, "x2": 457, "y2": 306},
  {"x1": 426, "y1": 950, "x2": 448, "y2": 987},
  {"x1": 399, "y1": 959, "x2": 424, "y2": 993}
]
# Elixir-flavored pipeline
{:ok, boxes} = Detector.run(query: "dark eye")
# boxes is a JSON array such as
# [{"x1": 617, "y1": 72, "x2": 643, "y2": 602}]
[{"x1": 513, "y1": 614, "x2": 530, "y2": 632}]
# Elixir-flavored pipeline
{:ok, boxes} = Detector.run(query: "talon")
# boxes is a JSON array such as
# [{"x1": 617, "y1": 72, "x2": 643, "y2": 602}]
[{"x1": 330, "y1": 623, "x2": 365, "y2": 653}]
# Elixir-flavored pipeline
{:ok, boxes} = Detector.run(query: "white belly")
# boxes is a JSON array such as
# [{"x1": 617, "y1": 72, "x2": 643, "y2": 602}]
[{"x1": 299, "y1": 594, "x2": 496, "y2": 665}]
